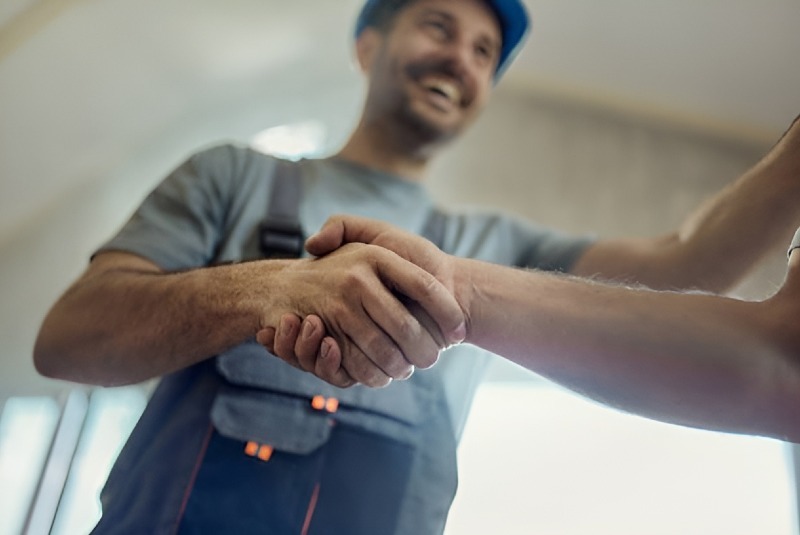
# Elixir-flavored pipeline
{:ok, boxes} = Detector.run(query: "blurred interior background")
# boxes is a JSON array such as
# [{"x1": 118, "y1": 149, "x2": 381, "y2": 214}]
[{"x1": 1, "y1": 0, "x2": 799, "y2": 533}]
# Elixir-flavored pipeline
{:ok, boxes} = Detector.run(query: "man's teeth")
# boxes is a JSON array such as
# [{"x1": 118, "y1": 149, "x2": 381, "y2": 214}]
[{"x1": 423, "y1": 79, "x2": 461, "y2": 104}]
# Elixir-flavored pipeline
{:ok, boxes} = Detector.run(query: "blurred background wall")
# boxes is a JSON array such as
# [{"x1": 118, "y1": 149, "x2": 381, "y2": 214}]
[{"x1": 1, "y1": 1, "x2": 798, "y2": 533}]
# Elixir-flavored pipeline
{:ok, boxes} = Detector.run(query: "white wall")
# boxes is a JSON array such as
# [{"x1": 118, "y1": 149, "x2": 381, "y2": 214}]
[{"x1": 429, "y1": 85, "x2": 784, "y2": 299}]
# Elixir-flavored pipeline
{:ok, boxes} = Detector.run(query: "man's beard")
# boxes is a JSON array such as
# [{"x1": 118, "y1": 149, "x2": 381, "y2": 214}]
[
  {"x1": 388, "y1": 56, "x2": 472, "y2": 148},
  {"x1": 390, "y1": 95, "x2": 461, "y2": 148}
]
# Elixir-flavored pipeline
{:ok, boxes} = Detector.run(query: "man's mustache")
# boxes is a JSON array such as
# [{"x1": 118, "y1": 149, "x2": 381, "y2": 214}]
[{"x1": 405, "y1": 59, "x2": 473, "y2": 104}]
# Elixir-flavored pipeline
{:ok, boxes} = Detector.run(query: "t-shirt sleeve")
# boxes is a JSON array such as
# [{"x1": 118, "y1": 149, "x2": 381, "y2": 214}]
[
  {"x1": 512, "y1": 217, "x2": 595, "y2": 272},
  {"x1": 95, "y1": 144, "x2": 243, "y2": 271},
  {"x1": 443, "y1": 211, "x2": 595, "y2": 272}
]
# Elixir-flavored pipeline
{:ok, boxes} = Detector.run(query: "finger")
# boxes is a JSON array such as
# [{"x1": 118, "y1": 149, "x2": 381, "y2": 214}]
[
  {"x1": 314, "y1": 337, "x2": 356, "y2": 388},
  {"x1": 356, "y1": 287, "x2": 441, "y2": 371},
  {"x1": 335, "y1": 326, "x2": 395, "y2": 388},
  {"x1": 307, "y1": 217, "x2": 465, "y2": 348},
  {"x1": 295, "y1": 315, "x2": 326, "y2": 371},
  {"x1": 402, "y1": 298, "x2": 444, "y2": 370},
  {"x1": 274, "y1": 314, "x2": 303, "y2": 369},
  {"x1": 256, "y1": 327, "x2": 277, "y2": 353},
  {"x1": 337, "y1": 306, "x2": 415, "y2": 382},
  {"x1": 374, "y1": 252, "x2": 466, "y2": 348},
  {"x1": 306, "y1": 215, "x2": 390, "y2": 256}
]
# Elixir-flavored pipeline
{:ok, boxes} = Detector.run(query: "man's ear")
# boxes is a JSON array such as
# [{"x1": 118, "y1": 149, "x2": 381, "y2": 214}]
[{"x1": 355, "y1": 28, "x2": 382, "y2": 73}]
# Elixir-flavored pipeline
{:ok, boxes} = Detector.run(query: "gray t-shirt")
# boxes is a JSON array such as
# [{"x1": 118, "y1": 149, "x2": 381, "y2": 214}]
[{"x1": 99, "y1": 143, "x2": 593, "y2": 439}]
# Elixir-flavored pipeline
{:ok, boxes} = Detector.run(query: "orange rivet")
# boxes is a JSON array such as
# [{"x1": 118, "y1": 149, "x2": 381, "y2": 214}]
[
  {"x1": 325, "y1": 397, "x2": 339, "y2": 413},
  {"x1": 257, "y1": 445, "x2": 273, "y2": 462},
  {"x1": 311, "y1": 395, "x2": 326, "y2": 410},
  {"x1": 244, "y1": 441, "x2": 259, "y2": 457}
]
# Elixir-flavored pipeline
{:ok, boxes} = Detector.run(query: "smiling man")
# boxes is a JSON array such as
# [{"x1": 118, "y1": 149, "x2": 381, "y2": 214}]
[
  {"x1": 341, "y1": 0, "x2": 513, "y2": 177},
  {"x1": 33, "y1": 0, "x2": 800, "y2": 533}
]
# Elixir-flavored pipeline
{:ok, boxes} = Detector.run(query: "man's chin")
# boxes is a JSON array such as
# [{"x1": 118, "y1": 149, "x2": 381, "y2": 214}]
[{"x1": 400, "y1": 107, "x2": 463, "y2": 147}]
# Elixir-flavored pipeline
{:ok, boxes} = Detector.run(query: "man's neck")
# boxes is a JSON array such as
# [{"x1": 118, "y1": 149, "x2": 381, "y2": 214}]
[{"x1": 335, "y1": 119, "x2": 441, "y2": 182}]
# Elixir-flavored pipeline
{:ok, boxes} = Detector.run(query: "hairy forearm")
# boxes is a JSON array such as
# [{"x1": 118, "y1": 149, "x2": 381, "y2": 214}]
[
  {"x1": 672, "y1": 153, "x2": 800, "y2": 290},
  {"x1": 457, "y1": 256, "x2": 800, "y2": 442},
  {"x1": 572, "y1": 117, "x2": 800, "y2": 292},
  {"x1": 34, "y1": 258, "x2": 290, "y2": 386},
  {"x1": 35, "y1": 244, "x2": 466, "y2": 388}
]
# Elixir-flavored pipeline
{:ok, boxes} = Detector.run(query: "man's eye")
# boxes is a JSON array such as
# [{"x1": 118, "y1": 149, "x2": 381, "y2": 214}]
[
  {"x1": 475, "y1": 44, "x2": 496, "y2": 64},
  {"x1": 425, "y1": 20, "x2": 449, "y2": 36}
]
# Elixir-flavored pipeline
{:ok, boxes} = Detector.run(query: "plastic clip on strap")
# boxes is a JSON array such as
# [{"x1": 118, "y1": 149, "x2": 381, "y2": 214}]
[
  {"x1": 260, "y1": 216, "x2": 304, "y2": 259},
  {"x1": 260, "y1": 160, "x2": 305, "y2": 259},
  {"x1": 789, "y1": 227, "x2": 800, "y2": 259}
]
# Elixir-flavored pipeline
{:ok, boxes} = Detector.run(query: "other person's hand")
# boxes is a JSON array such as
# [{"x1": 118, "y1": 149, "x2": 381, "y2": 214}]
[
  {"x1": 257, "y1": 239, "x2": 465, "y2": 387},
  {"x1": 259, "y1": 215, "x2": 468, "y2": 387}
]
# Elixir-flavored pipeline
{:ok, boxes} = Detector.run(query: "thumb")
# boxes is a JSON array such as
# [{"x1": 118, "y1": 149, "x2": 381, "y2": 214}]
[{"x1": 306, "y1": 215, "x2": 387, "y2": 256}]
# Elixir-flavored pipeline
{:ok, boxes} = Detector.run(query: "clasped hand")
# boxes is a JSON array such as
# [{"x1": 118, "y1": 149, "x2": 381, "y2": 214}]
[{"x1": 256, "y1": 218, "x2": 465, "y2": 388}]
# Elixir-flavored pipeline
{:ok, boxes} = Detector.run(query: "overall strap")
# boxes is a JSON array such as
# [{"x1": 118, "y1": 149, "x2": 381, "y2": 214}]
[
  {"x1": 259, "y1": 157, "x2": 449, "y2": 256},
  {"x1": 260, "y1": 159, "x2": 305, "y2": 259}
]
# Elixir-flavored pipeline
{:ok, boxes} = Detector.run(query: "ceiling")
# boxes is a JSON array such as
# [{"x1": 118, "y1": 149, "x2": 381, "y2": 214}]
[{"x1": 1, "y1": 0, "x2": 799, "y2": 245}]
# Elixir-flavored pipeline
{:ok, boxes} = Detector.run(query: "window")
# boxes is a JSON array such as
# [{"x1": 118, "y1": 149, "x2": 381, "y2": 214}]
[
  {"x1": 446, "y1": 376, "x2": 797, "y2": 535},
  {"x1": 0, "y1": 387, "x2": 147, "y2": 535},
  {"x1": 0, "y1": 396, "x2": 60, "y2": 535},
  {"x1": 251, "y1": 121, "x2": 327, "y2": 160}
]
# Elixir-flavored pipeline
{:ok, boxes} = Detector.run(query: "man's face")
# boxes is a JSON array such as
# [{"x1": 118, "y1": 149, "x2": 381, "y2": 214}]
[{"x1": 361, "y1": 0, "x2": 502, "y2": 146}]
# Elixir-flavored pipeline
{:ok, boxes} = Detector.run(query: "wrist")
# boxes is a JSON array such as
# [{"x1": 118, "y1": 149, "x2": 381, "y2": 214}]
[
  {"x1": 449, "y1": 256, "x2": 478, "y2": 344},
  {"x1": 200, "y1": 258, "x2": 296, "y2": 336}
]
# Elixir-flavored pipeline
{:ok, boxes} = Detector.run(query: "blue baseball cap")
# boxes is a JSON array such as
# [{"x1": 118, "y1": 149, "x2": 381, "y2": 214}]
[{"x1": 354, "y1": 0, "x2": 530, "y2": 80}]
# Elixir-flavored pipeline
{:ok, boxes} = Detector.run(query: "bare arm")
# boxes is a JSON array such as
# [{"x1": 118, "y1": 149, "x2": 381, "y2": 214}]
[
  {"x1": 34, "y1": 246, "x2": 466, "y2": 387},
  {"x1": 571, "y1": 115, "x2": 800, "y2": 292},
  {"x1": 457, "y1": 252, "x2": 800, "y2": 441},
  {"x1": 283, "y1": 216, "x2": 800, "y2": 442}
]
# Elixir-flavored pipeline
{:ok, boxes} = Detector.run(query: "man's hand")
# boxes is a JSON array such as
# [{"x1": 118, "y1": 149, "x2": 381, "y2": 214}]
[
  {"x1": 257, "y1": 239, "x2": 465, "y2": 388},
  {"x1": 258, "y1": 215, "x2": 469, "y2": 387},
  {"x1": 257, "y1": 314, "x2": 346, "y2": 382},
  {"x1": 305, "y1": 215, "x2": 457, "y2": 289}
]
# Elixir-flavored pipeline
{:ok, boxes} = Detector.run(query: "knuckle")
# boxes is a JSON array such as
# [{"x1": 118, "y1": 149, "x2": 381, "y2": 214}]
[
  {"x1": 418, "y1": 272, "x2": 441, "y2": 298},
  {"x1": 325, "y1": 303, "x2": 350, "y2": 325},
  {"x1": 395, "y1": 314, "x2": 421, "y2": 341},
  {"x1": 342, "y1": 270, "x2": 362, "y2": 287}
]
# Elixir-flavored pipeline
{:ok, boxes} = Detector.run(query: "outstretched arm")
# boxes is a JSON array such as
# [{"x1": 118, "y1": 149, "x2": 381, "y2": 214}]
[
  {"x1": 34, "y1": 243, "x2": 466, "y2": 387},
  {"x1": 268, "y1": 216, "x2": 800, "y2": 442},
  {"x1": 570, "y1": 115, "x2": 800, "y2": 292}
]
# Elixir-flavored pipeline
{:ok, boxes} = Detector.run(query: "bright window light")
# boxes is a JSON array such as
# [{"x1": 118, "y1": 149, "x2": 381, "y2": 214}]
[
  {"x1": 50, "y1": 387, "x2": 147, "y2": 535},
  {"x1": 446, "y1": 382, "x2": 797, "y2": 535},
  {"x1": 0, "y1": 397, "x2": 60, "y2": 535},
  {"x1": 251, "y1": 121, "x2": 327, "y2": 160}
]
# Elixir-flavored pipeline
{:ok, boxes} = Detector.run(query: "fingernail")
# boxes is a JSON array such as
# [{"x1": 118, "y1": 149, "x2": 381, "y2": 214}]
[
  {"x1": 452, "y1": 321, "x2": 467, "y2": 345},
  {"x1": 302, "y1": 320, "x2": 315, "y2": 340},
  {"x1": 279, "y1": 315, "x2": 289, "y2": 335},
  {"x1": 320, "y1": 341, "x2": 330, "y2": 359}
]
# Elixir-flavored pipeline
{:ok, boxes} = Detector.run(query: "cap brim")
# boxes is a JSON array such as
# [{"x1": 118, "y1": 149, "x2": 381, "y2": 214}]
[{"x1": 487, "y1": 0, "x2": 530, "y2": 79}]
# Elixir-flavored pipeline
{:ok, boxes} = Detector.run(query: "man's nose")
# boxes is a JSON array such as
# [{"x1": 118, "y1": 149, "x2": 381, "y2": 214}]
[{"x1": 438, "y1": 38, "x2": 473, "y2": 81}]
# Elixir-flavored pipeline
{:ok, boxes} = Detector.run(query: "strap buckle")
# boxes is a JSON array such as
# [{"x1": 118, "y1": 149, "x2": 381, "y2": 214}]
[{"x1": 259, "y1": 216, "x2": 305, "y2": 259}]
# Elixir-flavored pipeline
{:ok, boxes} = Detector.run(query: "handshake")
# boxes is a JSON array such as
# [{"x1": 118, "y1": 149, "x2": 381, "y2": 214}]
[
  {"x1": 256, "y1": 214, "x2": 468, "y2": 389},
  {"x1": 252, "y1": 214, "x2": 800, "y2": 444}
]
